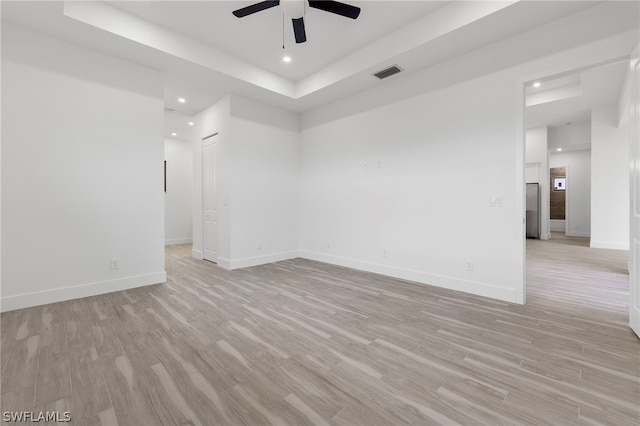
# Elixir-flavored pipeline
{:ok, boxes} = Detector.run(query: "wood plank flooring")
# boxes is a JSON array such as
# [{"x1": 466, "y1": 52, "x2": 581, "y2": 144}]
[{"x1": 1, "y1": 236, "x2": 638, "y2": 425}]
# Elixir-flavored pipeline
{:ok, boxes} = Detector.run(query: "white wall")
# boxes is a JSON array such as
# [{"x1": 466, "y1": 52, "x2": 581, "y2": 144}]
[
  {"x1": 165, "y1": 138, "x2": 193, "y2": 245},
  {"x1": 1, "y1": 25, "x2": 166, "y2": 311},
  {"x1": 192, "y1": 95, "x2": 300, "y2": 269},
  {"x1": 550, "y1": 220, "x2": 566, "y2": 232},
  {"x1": 301, "y1": 71, "x2": 522, "y2": 303},
  {"x1": 525, "y1": 127, "x2": 550, "y2": 239},
  {"x1": 228, "y1": 115, "x2": 300, "y2": 267},
  {"x1": 591, "y1": 104, "x2": 630, "y2": 249},
  {"x1": 549, "y1": 150, "x2": 592, "y2": 237}
]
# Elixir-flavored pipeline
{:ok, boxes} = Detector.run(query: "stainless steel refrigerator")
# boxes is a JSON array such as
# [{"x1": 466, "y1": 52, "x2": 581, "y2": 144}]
[{"x1": 526, "y1": 183, "x2": 540, "y2": 239}]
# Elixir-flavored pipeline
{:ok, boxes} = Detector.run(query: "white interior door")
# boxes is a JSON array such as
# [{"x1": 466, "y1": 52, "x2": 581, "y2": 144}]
[
  {"x1": 629, "y1": 47, "x2": 640, "y2": 338},
  {"x1": 203, "y1": 134, "x2": 218, "y2": 263}
]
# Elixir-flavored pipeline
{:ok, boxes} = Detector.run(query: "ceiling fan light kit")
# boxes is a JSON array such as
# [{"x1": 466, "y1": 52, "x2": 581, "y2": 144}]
[{"x1": 233, "y1": 0, "x2": 361, "y2": 44}]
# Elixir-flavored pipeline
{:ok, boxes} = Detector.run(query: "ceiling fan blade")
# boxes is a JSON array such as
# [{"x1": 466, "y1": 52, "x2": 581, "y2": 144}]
[
  {"x1": 308, "y1": 1, "x2": 360, "y2": 19},
  {"x1": 292, "y1": 17, "x2": 307, "y2": 43},
  {"x1": 232, "y1": 1, "x2": 280, "y2": 18}
]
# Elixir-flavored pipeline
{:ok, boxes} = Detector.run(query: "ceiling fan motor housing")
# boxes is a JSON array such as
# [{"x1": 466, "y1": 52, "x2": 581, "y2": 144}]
[
  {"x1": 280, "y1": 0, "x2": 305, "y2": 18},
  {"x1": 232, "y1": 0, "x2": 361, "y2": 44}
]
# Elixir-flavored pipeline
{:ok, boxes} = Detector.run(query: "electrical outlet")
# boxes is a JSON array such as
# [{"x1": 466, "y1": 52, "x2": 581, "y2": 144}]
[
  {"x1": 111, "y1": 258, "x2": 119, "y2": 270},
  {"x1": 465, "y1": 260, "x2": 474, "y2": 271},
  {"x1": 327, "y1": 242, "x2": 332, "y2": 249},
  {"x1": 257, "y1": 241, "x2": 262, "y2": 250},
  {"x1": 383, "y1": 248, "x2": 387, "y2": 258}
]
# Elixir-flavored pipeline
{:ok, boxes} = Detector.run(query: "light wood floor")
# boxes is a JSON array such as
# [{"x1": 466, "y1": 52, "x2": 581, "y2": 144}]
[{"x1": 1, "y1": 237, "x2": 638, "y2": 425}]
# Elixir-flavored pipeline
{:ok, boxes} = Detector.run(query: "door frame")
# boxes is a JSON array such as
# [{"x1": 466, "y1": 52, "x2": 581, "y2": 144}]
[
  {"x1": 627, "y1": 45, "x2": 640, "y2": 338},
  {"x1": 516, "y1": 55, "x2": 632, "y2": 307}
]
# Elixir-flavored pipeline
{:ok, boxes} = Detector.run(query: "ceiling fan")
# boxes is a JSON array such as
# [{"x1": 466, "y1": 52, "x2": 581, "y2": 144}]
[{"x1": 232, "y1": 0, "x2": 361, "y2": 44}]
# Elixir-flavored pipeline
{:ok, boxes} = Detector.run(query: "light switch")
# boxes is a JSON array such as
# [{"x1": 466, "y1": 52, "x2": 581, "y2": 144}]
[{"x1": 490, "y1": 195, "x2": 502, "y2": 207}]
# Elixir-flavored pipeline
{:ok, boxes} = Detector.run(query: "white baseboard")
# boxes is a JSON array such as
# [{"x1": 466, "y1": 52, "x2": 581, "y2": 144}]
[
  {"x1": 193, "y1": 252, "x2": 297, "y2": 270},
  {"x1": 229, "y1": 251, "x2": 298, "y2": 270},
  {"x1": 566, "y1": 231, "x2": 590, "y2": 238},
  {"x1": 1, "y1": 271, "x2": 167, "y2": 312},
  {"x1": 298, "y1": 250, "x2": 518, "y2": 303},
  {"x1": 217, "y1": 257, "x2": 232, "y2": 270},
  {"x1": 165, "y1": 238, "x2": 193, "y2": 245},
  {"x1": 590, "y1": 240, "x2": 629, "y2": 250}
]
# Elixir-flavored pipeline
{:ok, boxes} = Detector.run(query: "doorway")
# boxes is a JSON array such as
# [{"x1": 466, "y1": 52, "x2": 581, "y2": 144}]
[
  {"x1": 522, "y1": 57, "x2": 631, "y2": 306},
  {"x1": 202, "y1": 133, "x2": 219, "y2": 263}
]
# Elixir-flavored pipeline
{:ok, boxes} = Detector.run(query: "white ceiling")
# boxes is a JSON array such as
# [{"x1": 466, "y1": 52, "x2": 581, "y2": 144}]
[
  {"x1": 525, "y1": 60, "x2": 629, "y2": 130},
  {"x1": 2, "y1": 1, "x2": 639, "y2": 142},
  {"x1": 109, "y1": 1, "x2": 448, "y2": 82}
]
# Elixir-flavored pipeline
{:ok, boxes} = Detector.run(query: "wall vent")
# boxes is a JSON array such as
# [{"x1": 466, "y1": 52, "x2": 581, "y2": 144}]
[
  {"x1": 164, "y1": 107, "x2": 175, "y2": 113},
  {"x1": 373, "y1": 65, "x2": 403, "y2": 80}
]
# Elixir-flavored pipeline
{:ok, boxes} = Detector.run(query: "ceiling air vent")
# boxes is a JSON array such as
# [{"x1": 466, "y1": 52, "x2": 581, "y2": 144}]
[{"x1": 373, "y1": 65, "x2": 403, "y2": 80}]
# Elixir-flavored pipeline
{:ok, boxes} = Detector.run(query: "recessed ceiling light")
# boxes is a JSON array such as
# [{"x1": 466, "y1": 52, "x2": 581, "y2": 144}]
[
  {"x1": 188, "y1": 121, "x2": 194, "y2": 126},
  {"x1": 557, "y1": 148, "x2": 562, "y2": 152},
  {"x1": 178, "y1": 98, "x2": 186, "y2": 103},
  {"x1": 171, "y1": 132, "x2": 177, "y2": 136},
  {"x1": 533, "y1": 82, "x2": 541, "y2": 88},
  {"x1": 283, "y1": 55, "x2": 292, "y2": 63}
]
